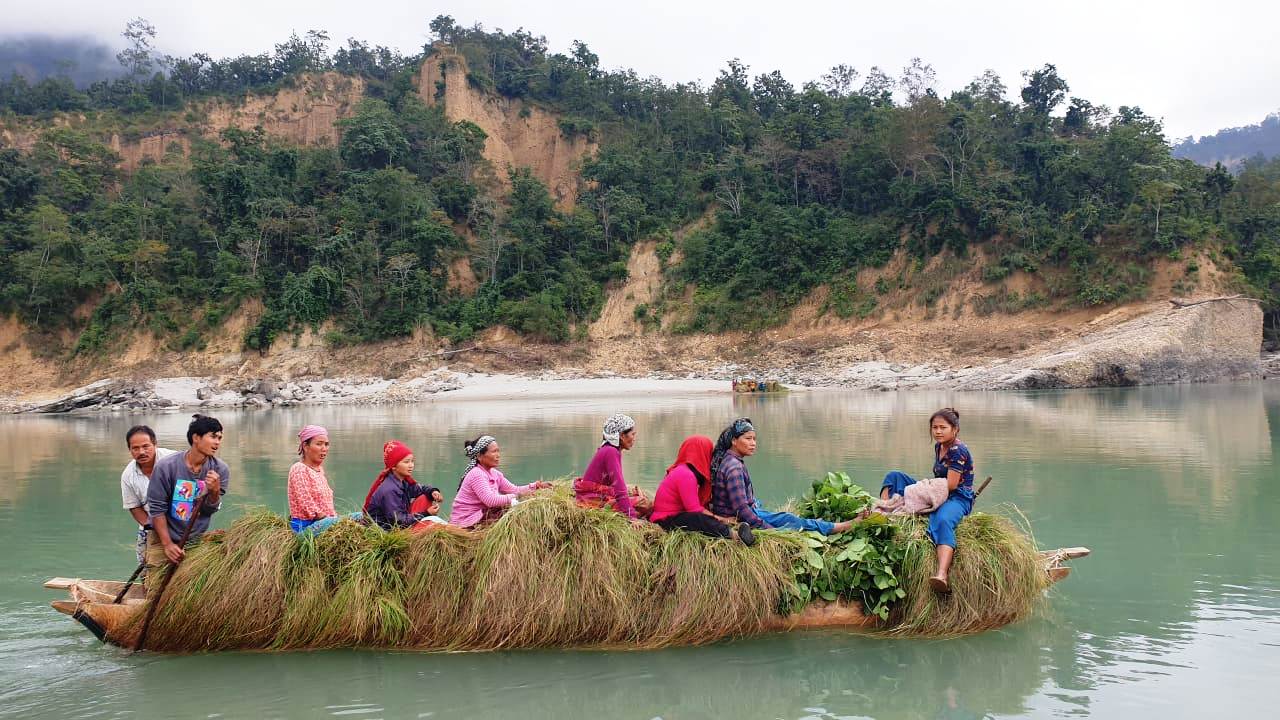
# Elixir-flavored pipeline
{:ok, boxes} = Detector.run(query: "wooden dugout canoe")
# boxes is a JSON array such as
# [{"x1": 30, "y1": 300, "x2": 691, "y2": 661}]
[{"x1": 45, "y1": 547, "x2": 1089, "y2": 650}]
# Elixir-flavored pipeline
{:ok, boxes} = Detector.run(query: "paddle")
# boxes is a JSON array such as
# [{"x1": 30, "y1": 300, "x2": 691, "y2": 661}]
[
  {"x1": 974, "y1": 476, "x2": 993, "y2": 497},
  {"x1": 112, "y1": 560, "x2": 146, "y2": 604},
  {"x1": 131, "y1": 494, "x2": 204, "y2": 653}
]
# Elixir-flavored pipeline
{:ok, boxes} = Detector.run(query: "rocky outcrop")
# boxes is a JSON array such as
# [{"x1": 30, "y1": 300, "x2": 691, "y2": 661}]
[
  {"x1": 417, "y1": 49, "x2": 595, "y2": 208},
  {"x1": 22, "y1": 379, "x2": 175, "y2": 413},
  {"x1": 965, "y1": 298, "x2": 1263, "y2": 389},
  {"x1": 785, "y1": 298, "x2": 1265, "y2": 391}
]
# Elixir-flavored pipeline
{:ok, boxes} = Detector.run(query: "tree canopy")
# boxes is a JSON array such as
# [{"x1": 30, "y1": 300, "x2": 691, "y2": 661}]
[{"x1": 1, "y1": 17, "x2": 1277, "y2": 352}]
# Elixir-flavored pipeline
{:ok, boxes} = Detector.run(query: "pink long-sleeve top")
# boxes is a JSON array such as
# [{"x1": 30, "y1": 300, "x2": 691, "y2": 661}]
[
  {"x1": 287, "y1": 462, "x2": 336, "y2": 520},
  {"x1": 451, "y1": 465, "x2": 536, "y2": 528},
  {"x1": 577, "y1": 444, "x2": 636, "y2": 518},
  {"x1": 650, "y1": 464, "x2": 705, "y2": 522}
]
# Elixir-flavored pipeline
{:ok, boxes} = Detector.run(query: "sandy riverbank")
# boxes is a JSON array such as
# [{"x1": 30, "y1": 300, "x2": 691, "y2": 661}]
[{"x1": 3, "y1": 299, "x2": 1272, "y2": 414}]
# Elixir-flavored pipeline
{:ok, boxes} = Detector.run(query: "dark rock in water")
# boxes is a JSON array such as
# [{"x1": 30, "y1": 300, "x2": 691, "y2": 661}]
[{"x1": 1088, "y1": 363, "x2": 1133, "y2": 387}]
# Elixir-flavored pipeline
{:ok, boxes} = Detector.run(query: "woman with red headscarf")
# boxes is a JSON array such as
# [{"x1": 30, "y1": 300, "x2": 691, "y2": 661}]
[
  {"x1": 650, "y1": 435, "x2": 755, "y2": 546},
  {"x1": 363, "y1": 440, "x2": 443, "y2": 530}
]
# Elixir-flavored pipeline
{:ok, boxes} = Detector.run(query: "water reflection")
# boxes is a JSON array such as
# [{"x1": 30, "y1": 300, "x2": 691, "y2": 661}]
[{"x1": 0, "y1": 382, "x2": 1277, "y2": 718}]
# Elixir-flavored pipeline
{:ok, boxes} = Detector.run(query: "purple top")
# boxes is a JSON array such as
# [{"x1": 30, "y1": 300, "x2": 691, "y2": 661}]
[
  {"x1": 367, "y1": 476, "x2": 440, "y2": 530},
  {"x1": 146, "y1": 451, "x2": 231, "y2": 544},
  {"x1": 709, "y1": 451, "x2": 766, "y2": 528},
  {"x1": 578, "y1": 444, "x2": 636, "y2": 518}
]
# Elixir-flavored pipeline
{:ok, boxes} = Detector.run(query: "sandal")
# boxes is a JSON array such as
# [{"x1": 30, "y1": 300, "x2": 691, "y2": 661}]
[
  {"x1": 929, "y1": 576, "x2": 951, "y2": 594},
  {"x1": 737, "y1": 523, "x2": 756, "y2": 547}
]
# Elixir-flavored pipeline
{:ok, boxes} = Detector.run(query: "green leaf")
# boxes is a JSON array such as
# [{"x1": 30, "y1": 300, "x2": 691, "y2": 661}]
[
  {"x1": 820, "y1": 590, "x2": 837, "y2": 602},
  {"x1": 804, "y1": 549, "x2": 824, "y2": 570}
]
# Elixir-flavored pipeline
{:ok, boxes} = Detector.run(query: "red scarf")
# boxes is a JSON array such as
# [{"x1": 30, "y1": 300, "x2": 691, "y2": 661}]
[
  {"x1": 363, "y1": 440, "x2": 416, "y2": 512},
  {"x1": 667, "y1": 435, "x2": 714, "y2": 505}
]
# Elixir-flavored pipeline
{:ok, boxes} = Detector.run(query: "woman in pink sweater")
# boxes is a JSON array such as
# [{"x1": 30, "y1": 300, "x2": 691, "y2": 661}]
[
  {"x1": 651, "y1": 435, "x2": 755, "y2": 545},
  {"x1": 451, "y1": 435, "x2": 550, "y2": 529}
]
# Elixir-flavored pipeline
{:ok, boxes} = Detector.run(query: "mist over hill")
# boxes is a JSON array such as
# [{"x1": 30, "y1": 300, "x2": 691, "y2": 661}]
[
  {"x1": 0, "y1": 34, "x2": 123, "y2": 86},
  {"x1": 1174, "y1": 112, "x2": 1280, "y2": 169}
]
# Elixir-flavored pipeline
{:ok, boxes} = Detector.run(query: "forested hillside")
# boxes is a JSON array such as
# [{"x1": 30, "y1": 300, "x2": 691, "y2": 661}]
[{"x1": 1, "y1": 16, "x2": 1277, "y2": 357}]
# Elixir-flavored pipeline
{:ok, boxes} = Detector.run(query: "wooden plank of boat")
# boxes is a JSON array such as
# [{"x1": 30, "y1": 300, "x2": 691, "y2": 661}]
[{"x1": 70, "y1": 579, "x2": 147, "y2": 605}]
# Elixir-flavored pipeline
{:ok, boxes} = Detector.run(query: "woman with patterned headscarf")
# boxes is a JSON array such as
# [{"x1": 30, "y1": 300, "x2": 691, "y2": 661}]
[
  {"x1": 709, "y1": 417, "x2": 854, "y2": 536},
  {"x1": 452, "y1": 434, "x2": 551, "y2": 529},
  {"x1": 574, "y1": 414, "x2": 647, "y2": 518}
]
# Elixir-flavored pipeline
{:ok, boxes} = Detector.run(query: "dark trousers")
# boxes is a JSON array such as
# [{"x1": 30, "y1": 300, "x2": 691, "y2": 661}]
[{"x1": 655, "y1": 512, "x2": 734, "y2": 539}]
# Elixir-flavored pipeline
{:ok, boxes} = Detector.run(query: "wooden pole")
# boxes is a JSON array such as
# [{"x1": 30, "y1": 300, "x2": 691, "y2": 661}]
[
  {"x1": 132, "y1": 495, "x2": 204, "y2": 653},
  {"x1": 112, "y1": 560, "x2": 146, "y2": 604}
]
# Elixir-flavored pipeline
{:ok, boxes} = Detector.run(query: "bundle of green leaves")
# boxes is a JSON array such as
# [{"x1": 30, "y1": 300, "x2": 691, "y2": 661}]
[
  {"x1": 794, "y1": 471, "x2": 876, "y2": 522},
  {"x1": 784, "y1": 516, "x2": 908, "y2": 620},
  {"x1": 788, "y1": 471, "x2": 908, "y2": 620}
]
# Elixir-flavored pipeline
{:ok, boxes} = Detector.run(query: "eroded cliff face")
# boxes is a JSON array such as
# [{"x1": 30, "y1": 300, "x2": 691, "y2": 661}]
[
  {"x1": 0, "y1": 73, "x2": 365, "y2": 172},
  {"x1": 109, "y1": 73, "x2": 365, "y2": 171},
  {"x1": 416, "y1": 49, "x2": 596, "y2": 208}
]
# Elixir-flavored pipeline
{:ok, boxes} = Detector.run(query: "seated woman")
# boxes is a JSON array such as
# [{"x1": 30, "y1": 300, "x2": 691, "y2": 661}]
[
  {"x1": 288, "y1": 425, "x2": 362, "y2": 534},
  {"x1": 574, "y1": 414, "x2": 649, "y2": 518},
  {"x1": 880, "y1": 408, "x2": 975, "y2": 594},
  {"x1": 362, "y1": 440, "x2": 443, "y2": 531},
  {"x1": 709, "y1": 418, "x2": 854, "y2": 536},
  {"x1": 651, "y1": 435, "x2": 754, "y2": 546},
  {"x1": 452, "y1": 435, "x2": 550, "y2": 529}
]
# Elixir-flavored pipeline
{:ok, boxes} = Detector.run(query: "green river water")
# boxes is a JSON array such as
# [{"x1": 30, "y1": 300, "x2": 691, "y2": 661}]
[{"x1": 1, "y1": 383, "x2": 1277, "y2": 719}]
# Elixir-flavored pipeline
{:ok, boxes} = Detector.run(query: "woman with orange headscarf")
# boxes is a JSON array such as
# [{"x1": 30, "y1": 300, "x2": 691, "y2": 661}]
[{"x1": 650, "y1": 435, "x2": 755, "y2": 546}]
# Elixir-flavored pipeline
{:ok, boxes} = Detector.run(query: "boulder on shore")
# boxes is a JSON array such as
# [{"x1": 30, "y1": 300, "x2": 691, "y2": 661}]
[{"x1": 957, "y1": 298, "x2": 1264, "y2": 390}]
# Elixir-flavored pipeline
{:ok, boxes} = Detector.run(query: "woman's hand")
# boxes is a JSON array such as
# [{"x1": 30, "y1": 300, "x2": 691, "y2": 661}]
[{"x1": 532, "y1": 480, "x2": 552, "y2": 490}]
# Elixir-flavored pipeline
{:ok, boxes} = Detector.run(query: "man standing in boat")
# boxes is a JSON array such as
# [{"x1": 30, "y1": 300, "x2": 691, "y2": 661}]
[
  {"x1": 144, "y1": 415, "x2": 230, "y2": 581},
  {"x1": 120, "y1": 425, "x2": 178, "y2": 571}
]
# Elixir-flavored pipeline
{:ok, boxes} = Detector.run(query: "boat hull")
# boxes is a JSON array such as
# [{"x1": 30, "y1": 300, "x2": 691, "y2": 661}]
[{"x1": 46, "y1": 548, "x2": 1088, "y2": 652}]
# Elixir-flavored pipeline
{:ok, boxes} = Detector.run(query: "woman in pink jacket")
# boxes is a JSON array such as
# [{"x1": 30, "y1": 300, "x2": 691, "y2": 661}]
[
  {"x1": 651, "y1": 435, "x2": 755, "y2": 545},
  {"x1": 451, "y1": 435, "x2": 550, "y2": 529}
]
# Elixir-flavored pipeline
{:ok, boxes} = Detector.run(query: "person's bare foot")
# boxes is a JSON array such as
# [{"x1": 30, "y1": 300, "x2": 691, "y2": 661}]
[
  {"x1": 832, "y1": 520, "x2": 854, "y2": 534},
  {"x1": 929, "y1": 576, "x2": 951, "y2": 594}
]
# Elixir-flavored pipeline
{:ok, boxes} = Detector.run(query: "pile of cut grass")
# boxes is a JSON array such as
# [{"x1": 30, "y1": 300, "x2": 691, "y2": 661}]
[
  {"x1": 891, "y1": 507, "x2": 1048, "y2": 636},
  {"x1": 129, "y1": 491, "x2": 1050, "y2": 651},
  {"x1": 132, "y1": 489, "x2": 807, "y2": 652}
]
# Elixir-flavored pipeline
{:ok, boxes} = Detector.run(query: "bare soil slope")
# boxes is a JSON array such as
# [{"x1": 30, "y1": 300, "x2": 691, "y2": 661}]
[{"x1": 417, "y1": 48, "x2": 596, "y2": 209}]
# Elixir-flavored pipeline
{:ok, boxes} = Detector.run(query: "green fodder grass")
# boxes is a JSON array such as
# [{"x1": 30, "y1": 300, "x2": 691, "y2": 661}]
[
  {"x1": 132, "y1": 494, "x2": 1048, "y2": 651},
  {"x1": 139, "y1": 511, "x2": 293, "y2": 651},
  {"x1": 890, "y1": 507, "x2": 1048, "y2": 636},
  {"x1": 641, "y1": 528, "x2": 807, "y2": 647}
]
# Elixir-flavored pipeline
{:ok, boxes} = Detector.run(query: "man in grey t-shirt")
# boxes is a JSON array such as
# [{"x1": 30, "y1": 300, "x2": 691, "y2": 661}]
[
  {"x1": 145, "y1": 415, "x2": 230, "y2": 577},
  {"x1": 120, "y1": 425, "x2": 177, "y2": 566}
]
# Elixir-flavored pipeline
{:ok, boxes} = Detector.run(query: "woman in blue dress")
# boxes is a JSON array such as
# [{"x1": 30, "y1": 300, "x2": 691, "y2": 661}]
[{"x1": 880, "y1": 408, "x2": 975, "y2": 594}]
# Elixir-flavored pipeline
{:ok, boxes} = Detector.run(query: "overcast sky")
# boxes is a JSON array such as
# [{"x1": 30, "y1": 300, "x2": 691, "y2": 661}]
[{"x1": 7, "y1": 0, "x2": 1278, "y2": 140}]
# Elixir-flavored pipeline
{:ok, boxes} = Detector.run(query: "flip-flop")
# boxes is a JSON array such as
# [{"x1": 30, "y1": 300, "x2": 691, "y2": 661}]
[{"x1": 929, "y1": 577, "x2": 952, "y2": 594}]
